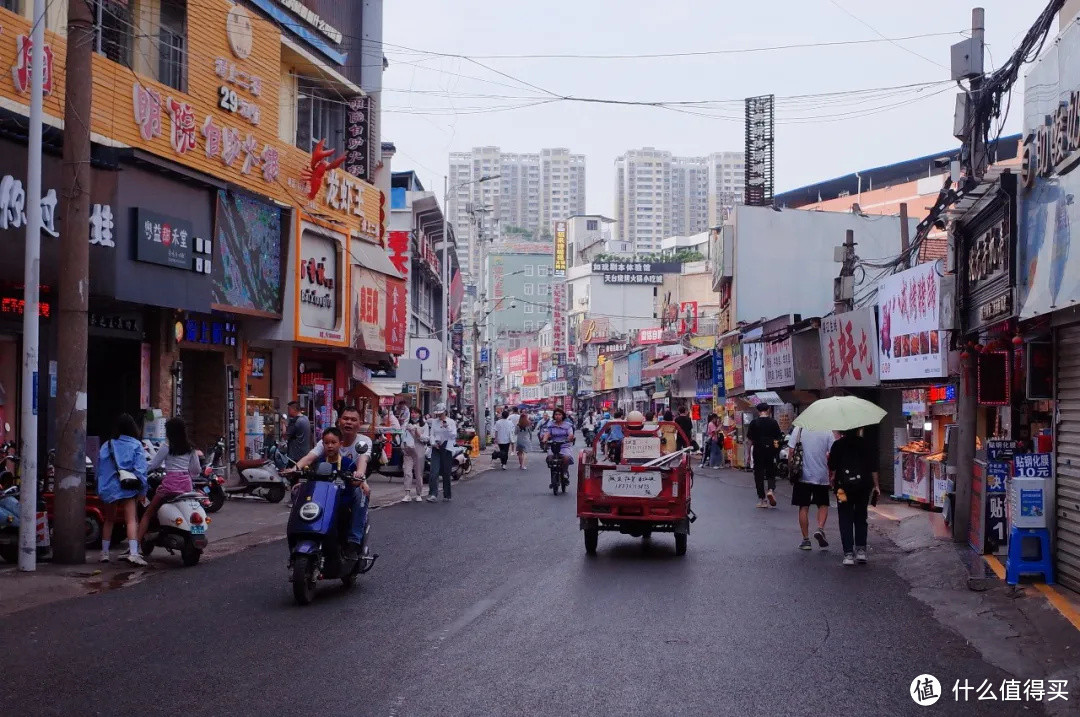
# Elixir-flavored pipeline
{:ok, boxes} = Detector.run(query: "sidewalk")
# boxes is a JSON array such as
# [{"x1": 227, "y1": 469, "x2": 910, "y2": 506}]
[{"x1": 0, "y1": 466, "x2": 493, "y2": 616}]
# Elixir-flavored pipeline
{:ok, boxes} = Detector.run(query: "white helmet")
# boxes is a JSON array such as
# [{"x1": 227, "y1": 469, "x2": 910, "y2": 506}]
[{"x1": 626, "y1": 410, "x2": 645, "y2": 426}]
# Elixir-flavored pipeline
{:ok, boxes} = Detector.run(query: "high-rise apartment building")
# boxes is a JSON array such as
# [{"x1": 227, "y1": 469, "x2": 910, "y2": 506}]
[
  {"x1": 447, "y1": 146, "x2": 585, "y2": 280},
  {"x1": 707, "y1": 151, "x2": 746, "y2": 226},
  {"x1": 614, "y1": 148, "x2": 745, "y2": 254}
]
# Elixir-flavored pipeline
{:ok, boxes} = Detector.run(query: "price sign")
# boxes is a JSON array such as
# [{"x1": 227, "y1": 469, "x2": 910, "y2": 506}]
[
  {"x1": 985, "y1": 493, "x2": 1008, "y2": 553},
  {"x1": 986, "y1": 440, "x2": 1016, "y2": 461},
  {"x1": 1013, "y1": 453, "x2": 1051, "y2": 478}
]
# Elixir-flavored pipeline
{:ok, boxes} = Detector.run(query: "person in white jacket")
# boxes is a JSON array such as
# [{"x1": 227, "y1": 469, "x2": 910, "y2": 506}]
[{"x1": 401, "y1": 406, "x2": 429, "y2": 502}]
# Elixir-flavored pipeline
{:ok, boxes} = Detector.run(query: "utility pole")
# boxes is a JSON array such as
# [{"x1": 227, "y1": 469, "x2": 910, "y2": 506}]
[
  {"x1": 951, "y1": 7, "x2": 988, "y2": 544},
  {"x1": 441, "y1": 176, "x2": 450, "y2": 407},
  {"x1": 17, "y1": 0, "x2": 47, "y2": 571},
  {"x1": 833, "y1": 229, "x2": 856, "y2": 315},
  {"x1": 899, "y1": 202, "x2": 911, "y2": 269},
  {"x1": 52, "y1": 0, "x2": 95, "y2": 564}
]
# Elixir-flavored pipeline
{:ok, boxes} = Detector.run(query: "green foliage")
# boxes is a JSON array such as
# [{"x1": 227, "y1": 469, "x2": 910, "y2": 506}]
[{"x1": 592, "y1": 249, "x2": 704, "y2": 263}]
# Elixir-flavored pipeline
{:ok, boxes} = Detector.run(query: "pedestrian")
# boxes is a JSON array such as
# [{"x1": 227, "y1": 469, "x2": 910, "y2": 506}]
[
  {"x1": 285, "y1": 400, "x2": 312, "y2": 464},
  {"x1": 747, "y1": 404, "x2": 783, "y2": 508},
  {"x1": 332, "y1": 399, "x2": 346, "y2": 427},
  {"x1": 702, "y1": 414, "x2": 718, "y2": 467},
  {"x1": 644, "y1": 410, "x2": 656, "y2": 423},
  {"x1": 582, "y1": 410, "x2": 596, "y2": 444},
  {"x1": 662, "y1": 409, "x2": 674, "y2": 422},
  {"x1": 791, "y1": 426, "x2": 835, "y2": 551},
  {"x1": 675, "y1": 405, "x2": 696, "y2": 451},
  {"x1": 516, "y1": 411, "x2": 531, "y2": 469},
  {"x1": 427, "y1": 404, "x2": 457, "y2": 502},
  {"x1": 607, "y1": 409, "x2": 625, "y2": 462},
  {"x1": 395, "y1": 400, "x2": 411, "y2": 426},
  {"x1": 138, "y1": 417, "x2": 200, "y2": 543},
  {"x1": 829, "y1": 428, "x2": 881, "y2": 566},
  {"x1": 96, "y1": 413, "x2": 148, "y2": 565},
  {"x1": 401, "y1": 406, "x2": 429, "y2": 502},
  {"x1": 494, "y1": 410, "x2": 513, "y2": 469}
]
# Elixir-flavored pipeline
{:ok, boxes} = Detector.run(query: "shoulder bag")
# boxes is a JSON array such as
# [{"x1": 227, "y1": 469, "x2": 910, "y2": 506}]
[
  {"x1": 788, "y1": 431, "x2": 804, "y2": 485},
  {"x1": 109, "y1": 440, "x2": 143, "y2": 491}
]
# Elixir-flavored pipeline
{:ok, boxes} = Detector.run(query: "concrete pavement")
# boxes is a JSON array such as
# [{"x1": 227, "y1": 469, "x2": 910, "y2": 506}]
[{"x1": 1, "y1": 459, "x2": 1078, "y2": 716}]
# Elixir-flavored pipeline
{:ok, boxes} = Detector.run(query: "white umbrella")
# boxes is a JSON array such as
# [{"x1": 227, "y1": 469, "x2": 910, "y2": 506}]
[{"x1": 792, "y1": 396, "x2": 886, "y2": 432}]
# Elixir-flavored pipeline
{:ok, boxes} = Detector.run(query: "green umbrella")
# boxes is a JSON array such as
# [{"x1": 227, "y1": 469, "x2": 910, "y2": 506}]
[{"x1": 792, "y1": 396, "x2": 887, "y2": 432}]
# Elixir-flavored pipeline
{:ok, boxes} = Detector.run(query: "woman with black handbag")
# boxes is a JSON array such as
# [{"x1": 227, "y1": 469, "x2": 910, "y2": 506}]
[
  {"x1": 828, "y1": 428, "x2": 881, "y2": 566},
  {"x1": 96, "y1": 413, "x2": 149, "y2": 565}
]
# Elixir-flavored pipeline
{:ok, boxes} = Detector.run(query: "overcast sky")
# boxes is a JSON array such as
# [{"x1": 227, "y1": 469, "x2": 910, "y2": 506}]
[{"x1": 381, "y1": 1, "x2": 1046, "y2": 214}]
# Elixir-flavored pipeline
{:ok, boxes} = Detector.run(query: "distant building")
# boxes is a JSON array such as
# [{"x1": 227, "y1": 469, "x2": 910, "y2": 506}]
[
  {"x1": 565, "y1": 214, "x2": 616, "y2": 267},
  {"x1": 484, "y1": 243, "x2": 556, "y2": 334}
]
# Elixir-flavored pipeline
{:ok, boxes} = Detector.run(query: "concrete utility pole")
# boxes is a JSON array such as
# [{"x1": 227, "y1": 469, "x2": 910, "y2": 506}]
[
  {"x1": 17, "y1": 0, "x2": 47, "y2": 571},
  {"x1": 441, "y1": 175, "x2": 450, "y2": 407},
  {"x1": 899, "y1": 202, "x2": 911, "y2": 269},
  {"x1": 833, "y1": 229, "x2": 856, "y2": 315},
  {"x1": 952, "y1": 7, "x2": 988, "y2": 544},
  {"x1": 52, "y1": 0, "x2": 95, "y2": 564}
]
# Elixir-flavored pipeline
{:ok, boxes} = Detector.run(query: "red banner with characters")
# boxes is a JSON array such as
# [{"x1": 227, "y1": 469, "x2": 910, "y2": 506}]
[{"x1": 385, "y1": 277, "x2": 407, "y2": 355}]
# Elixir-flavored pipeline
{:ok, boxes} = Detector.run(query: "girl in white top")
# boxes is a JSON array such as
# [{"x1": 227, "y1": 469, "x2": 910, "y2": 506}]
[{"x1": 402, "y1": 406, "x2": 429, "y2": 502}]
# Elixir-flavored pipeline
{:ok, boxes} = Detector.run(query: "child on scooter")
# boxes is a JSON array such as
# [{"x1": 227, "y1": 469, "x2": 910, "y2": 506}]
[
  {"x1": 138, "y1": 418, "x2": 200, "y2": 543},
  {"x1": 315, "y1": 427, "x2": 369, "y2": 559}
]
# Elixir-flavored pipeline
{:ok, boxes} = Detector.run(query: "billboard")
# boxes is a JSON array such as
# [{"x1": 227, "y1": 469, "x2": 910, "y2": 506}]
[
  {"x1": 553, "y1": 221, "x2": 567, "y2": 277},
  {"x1": 764, "y1": 337, "x2": 794, "y2": 388},
  {"x1": 877, "y1": 262, "x2": 947, "y2": 380},
  {"x1": 819, "y1": 307, "x2": 879, "y2": 388},
  {"x1": 742, "y1": 342, "x2": 766, "y2": 391}
]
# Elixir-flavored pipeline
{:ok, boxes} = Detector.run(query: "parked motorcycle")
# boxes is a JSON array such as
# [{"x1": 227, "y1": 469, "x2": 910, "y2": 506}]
[
  {"x1": 0, "y1": 484, "x2": 50, "y2": 563},
  {"x1": 224, "y1": 440, "x2": 291, "y2": 504},
  {"x1": 287, "y1": 462, "x2": 377, "y2": 605},
  {"x1": 194, "y1": 441, "x2": 227, "y2": 513},
  {"x1": 424, "y1": 442, "x2": 471, "y2": 481},
  {"x1": 138, "y1": 475, "x2": 208, "y2": 566}
]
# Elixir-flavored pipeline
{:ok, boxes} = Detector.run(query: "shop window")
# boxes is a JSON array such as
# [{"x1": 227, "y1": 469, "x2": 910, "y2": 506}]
[
  {"x1": 1, "y1": 0, "x2": 20, "y2": 13},
  {"x1": 296, "y1": 78, "x2": 348, "y2": 157},
  {"x1": 586, "y1": 219, "x2": 598, "y2": 231},
  {"x1": 94, "y1": 0, "x2": 134, "y2": 67},
  {"x1": 158, "y1": 0, "x2": 188, "y2": 92}
]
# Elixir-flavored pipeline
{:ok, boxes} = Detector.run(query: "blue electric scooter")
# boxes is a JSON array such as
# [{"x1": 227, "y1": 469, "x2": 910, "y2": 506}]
[{"x1": 286, "y1": 462, "x2": 377, "y2": 605}]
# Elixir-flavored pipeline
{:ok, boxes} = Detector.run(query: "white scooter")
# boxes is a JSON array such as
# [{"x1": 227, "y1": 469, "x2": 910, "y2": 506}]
[
  {"x1": 425, "y1": 443, "x2": 472, "y2": 480},
  {"x1": 224, "y1": 441, "x2": 292, "y2": 504},
  {"x1": 139, "y1": 474, "x2": 208, "y2": 566}
]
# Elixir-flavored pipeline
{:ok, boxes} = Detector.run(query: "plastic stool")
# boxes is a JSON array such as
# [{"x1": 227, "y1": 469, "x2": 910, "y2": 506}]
[{"x1": 1005, "y1": 527, "x2": 1053, "y2": 585}]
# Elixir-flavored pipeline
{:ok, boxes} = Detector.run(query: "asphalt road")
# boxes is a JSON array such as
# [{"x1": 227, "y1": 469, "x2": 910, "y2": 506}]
[{"x1": 0, "y1": 455, "x2": 1043, "y2": 716}]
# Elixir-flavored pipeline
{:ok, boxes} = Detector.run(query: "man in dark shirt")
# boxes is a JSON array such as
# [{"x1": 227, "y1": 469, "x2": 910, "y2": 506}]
[
  {"x1": 675, "y1": 405, "x2": 696, "y2": 451},
  {"x1": 747, "y1": 404, "x2": 783, "y2": 508},
  {"x1": 285, "y1": 401, "x2": 312, "y2": 463}
]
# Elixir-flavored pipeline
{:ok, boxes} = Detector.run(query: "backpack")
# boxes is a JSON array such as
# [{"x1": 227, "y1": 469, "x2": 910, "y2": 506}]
[{"x1": 834, "y1": 438, "x2": 870, "y2": 491}]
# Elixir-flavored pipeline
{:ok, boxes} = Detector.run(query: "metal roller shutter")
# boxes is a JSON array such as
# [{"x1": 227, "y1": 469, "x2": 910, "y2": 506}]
[{"x1": 1055, "y1": 323, "x2": 1080, "y2": 593}]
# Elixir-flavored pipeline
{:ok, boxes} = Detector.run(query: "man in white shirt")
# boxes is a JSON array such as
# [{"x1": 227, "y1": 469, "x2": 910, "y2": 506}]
[
  {"x1": 790, "y1": 427, "x2": 836, "y2": 551},
  {"x1": 427, "y1": 404, "x2": 457, "y2": 502},
  {"x1": 493, "y1": 410, "x2": 514, "y2": 469}
]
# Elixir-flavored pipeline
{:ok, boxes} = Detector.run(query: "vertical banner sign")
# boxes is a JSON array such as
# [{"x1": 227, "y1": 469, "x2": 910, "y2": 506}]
[
  {"x1": 553, "y1": 221, "x2": 567, "y2": 278},
  {"x1": 140, "y1": 343, "x2": 152, "y2": 409},
  {"x1": 344, "y1": 95, "x2": 375, "y2": 183},
  {"x1": 225, "y1": 367, "x2": 238, "y2": 465},
  {"x1": 552, "y1": 282, "x2": 567, "y2": 357},
  {"x1": 678, "y1": 301, "x2": 698, "y2": 334}
]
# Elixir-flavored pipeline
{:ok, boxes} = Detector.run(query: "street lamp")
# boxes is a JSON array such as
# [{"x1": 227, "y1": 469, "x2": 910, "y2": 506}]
[{"x1": 442, "y1": 173, "x2": 499, "y2": 407}]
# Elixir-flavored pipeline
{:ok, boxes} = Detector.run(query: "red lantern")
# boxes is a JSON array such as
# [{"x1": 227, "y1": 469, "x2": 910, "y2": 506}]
[{"x1": 1012, "y1": 334, "x2": 1023, "y2": 347}]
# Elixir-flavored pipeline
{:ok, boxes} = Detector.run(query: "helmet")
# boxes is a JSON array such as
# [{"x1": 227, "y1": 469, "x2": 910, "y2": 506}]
[
  {"x1": 626, "y1": 410, "x2": 645, "y2": 426},
  {"x1": 602, "y1": 412, "x2": 611, "y2": 420}
]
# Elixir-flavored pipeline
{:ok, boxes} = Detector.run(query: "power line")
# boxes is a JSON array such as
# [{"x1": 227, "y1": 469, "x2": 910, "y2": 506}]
[{"x1": 825, "y1": 0, "x2": 948, "y2": 70}]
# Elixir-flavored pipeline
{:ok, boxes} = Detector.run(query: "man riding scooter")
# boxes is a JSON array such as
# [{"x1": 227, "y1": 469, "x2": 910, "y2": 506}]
[{"x1": 292, "y1": 408, "x2": 371, "y2": 559}]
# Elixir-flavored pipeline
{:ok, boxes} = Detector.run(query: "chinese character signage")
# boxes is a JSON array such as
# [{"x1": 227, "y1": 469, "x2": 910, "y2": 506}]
[
  {"x1": 552, "y1": 281, "x2": 567, "y2": 356},
  {"x1": 723, "y1": 344, "x2": 742, "y2": 392},
  {"x1": 742, "y1": 342, "x2": 766, "y2": 391},
  {"x1": 765, "y1": 337, "x2": 794, "y2": 388},
  {"x1": 602, "y1": 273, "x2": 664, "y2": 285},
  {"x1": 298, "y1": 225, "x2": 345, "y2": 344},
  {"x1": 1013, "y1": 453, "x2": 1051, "y2": 478},
  {"x1": 507, "y1": 348, "x2": 529, "y2": 373},
  {"x1": 344, "y1": 95, "x2": 376, "y2": 183},
  {"x1": 553, "y1": 221, "x2": 567, "y2": 277},
  {"x1": 638, "y1": 327, "x2": 663, "y2": 345},
  {"x1": 678, "y1": 301, "x2": 698, "y2": 335},
  {"x1": 877, "y1": 262, "x2": 947, "y2": 380},
  {"x1": 134, "y1": 208, "x2": 198, "y2": 271},
  {"x1": 819, "y1": 307, "x2": 879, "y2": 388},
  {"x1": 351, "y1": 266, "x2": 404, "y2": 356},
  {"x1": 590, "y1": 261, "x2": 680, "y2": 274}
]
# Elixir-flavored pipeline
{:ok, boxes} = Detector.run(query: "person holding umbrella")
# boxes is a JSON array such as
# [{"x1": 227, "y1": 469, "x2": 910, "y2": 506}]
[{"x1": 793, "y1": 396, "x2": 885, "y2": 566}]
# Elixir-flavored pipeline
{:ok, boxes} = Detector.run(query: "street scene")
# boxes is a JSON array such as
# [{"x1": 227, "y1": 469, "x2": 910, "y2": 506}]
[{"x1": 4, "y1": 0, "x2": 1080, "y2": 714}]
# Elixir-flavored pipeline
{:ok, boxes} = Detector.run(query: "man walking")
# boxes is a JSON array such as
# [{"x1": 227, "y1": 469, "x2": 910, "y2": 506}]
[
  {"x1": 747, "y1": 404, "x2": 783, "y2": 508},
  {"x1": 427, "y1": 404, "x2": 457, "y2": 502},
  {"x1": 285, "y1": 401, "x2": 312, "y2": 464},
  {"x1": 674, "y1": 405, "x2": 696, "y2": 451},
  {"x1": 791, "y1": 426, "x2": 834, "y2": 549},
  {"x1": 493, "y1": 410, "x2": 513, "y2": 470}
]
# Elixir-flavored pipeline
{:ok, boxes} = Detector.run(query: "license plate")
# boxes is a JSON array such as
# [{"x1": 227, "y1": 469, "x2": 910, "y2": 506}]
[
  {"x1": 602, "y1": 470, "x2": 663, "y2": 498},
  {"x1": 190, "y1": 525, "x2": 206, "y2": 535}
]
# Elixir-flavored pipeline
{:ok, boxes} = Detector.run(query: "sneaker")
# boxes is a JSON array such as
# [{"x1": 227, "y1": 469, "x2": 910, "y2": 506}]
[
  {"x1": 402, "y1": 494, "x2": 412, "y2": 503},
  {"x1": 756, "y1": 499, "x2": 768, "y2": 509},
  {"x1": 426, "y1": 495, "x2": 439, "y2": 503},
  {"x1": 442, "y1": 496, "x2": 452, "y2": 502},
  {"x1": 842, "y1": 553, "x2": 855, "y2": 566},
  {"x1": 813, "y1": 529, "x2": 829, "y2": 548},
  {"x1": 798, "y1": 539, "x2": 812, "y2": 551},
  {"x1": 766, "y1": 490, "x2": 777, "y2": 507},
  {"x1": 855, "y1": 547, "x2": 868, "y2": 564},
  {"x1": 124, "y1": 553, "x2": 148, "y2": 567},
  {"x1": 98, "y1": 552, "x2": 110, "y2": 563}
]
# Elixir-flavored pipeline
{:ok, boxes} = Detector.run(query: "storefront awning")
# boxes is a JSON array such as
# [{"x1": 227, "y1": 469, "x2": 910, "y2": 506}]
[
  {"x1": 364, "y1": 378, "x2": 403, "y2": 398},
  {"x1": 652, "y1": 391, "x2": 668, "y2": 399},
  {"x1": 665, "y1": 349, "x2": 709, "y2": 374},
  {"x1": 353, "y1": 240, "x2": 404, "y2": 279},
  {"x1": 641, "y1": 352, "x2": 687, "y2": 380}
]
